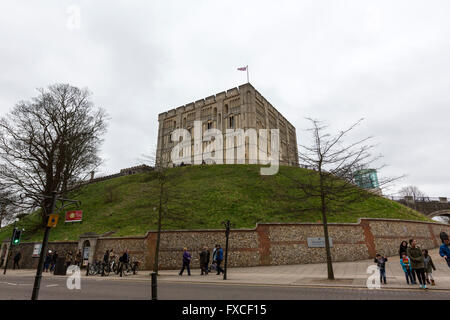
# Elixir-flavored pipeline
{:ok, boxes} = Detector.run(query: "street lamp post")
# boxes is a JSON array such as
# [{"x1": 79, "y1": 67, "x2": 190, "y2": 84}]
[
  {"x1": 30, "y1": 191, "x2": 80, "y2": 300},
  {"x1": 222, "y1": 220, "x2": 232, "y2": 280},
  {"x1": 3, "y1": 218, "x2": 19, "y2": 275},
  {"x1": 31, "y1": 191, "x2": 57, "y2": 300}
]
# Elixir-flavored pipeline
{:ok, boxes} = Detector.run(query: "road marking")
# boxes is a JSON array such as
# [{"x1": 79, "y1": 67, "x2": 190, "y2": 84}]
[{"x1": 46, "y1": 284, "x2": 59, "y2": 287}]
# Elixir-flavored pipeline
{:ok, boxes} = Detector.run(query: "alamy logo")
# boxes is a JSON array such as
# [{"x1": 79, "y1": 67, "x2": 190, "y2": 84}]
[
  {"x1": 366, "y1": 265, "x2": 380, "y2": 289},
  {"x1": 170, "y1": 121, "x2": 280, "y2": 175},
  {"x1": 66, "y1": 265, "x2": 81, "y2": 290}
]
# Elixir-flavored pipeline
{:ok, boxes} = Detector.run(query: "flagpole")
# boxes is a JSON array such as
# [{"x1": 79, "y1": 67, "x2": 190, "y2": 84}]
[{"x1": 247, "y1": 65, "x2": 249, "y2": 83}]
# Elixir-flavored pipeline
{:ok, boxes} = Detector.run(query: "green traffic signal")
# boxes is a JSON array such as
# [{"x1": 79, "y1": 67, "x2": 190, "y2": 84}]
[{"x1": 12, "y1": 229, "x2": 22, "y2": 245}]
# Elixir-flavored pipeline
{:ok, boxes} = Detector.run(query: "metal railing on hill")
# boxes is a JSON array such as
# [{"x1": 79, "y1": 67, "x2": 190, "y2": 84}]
[{"x1": 384, "y1": 196, "x2": 449, "y2": 203}]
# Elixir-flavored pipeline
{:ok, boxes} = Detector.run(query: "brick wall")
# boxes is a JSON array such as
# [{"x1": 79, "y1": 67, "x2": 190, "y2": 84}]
[{"x1": 5, "y1": 219, "x2": 450, "y2": 270}]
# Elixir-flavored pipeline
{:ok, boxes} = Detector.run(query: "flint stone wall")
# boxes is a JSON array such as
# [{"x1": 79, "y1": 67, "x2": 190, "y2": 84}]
[
  {"x1": 3, "y1": 218, "x2": 450, "y2": 270},
  {"x1": 1, "y1": 241, "x2": 77, "y2": 269}
]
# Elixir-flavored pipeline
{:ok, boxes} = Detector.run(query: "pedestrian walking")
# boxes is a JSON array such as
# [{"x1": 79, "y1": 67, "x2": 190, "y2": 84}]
[
  {"x1": 439, "y1": 232, "x2": 450, "y2": 268},
  {"x1": 374, "y1": 254, "x2": 388, "y2": 284},
  {"x1": 75, "y1": 250, "x2": 82, "y2": 267},
  {"x1": 407, "y1": 239, "x2": 427, "y2": 289},
  {"x1": 215, "y1": 244, "x2": 224, "y2": 275},
  {"x1": 423, "y1": 249, "x2": 436, "y2": 286},
  {"x1": 179, "y1": 247, "x2": 191, "y2": 276},
  {"x1": 399, "y1": 241, "x2": 408, "y2": 258},
  {"x1": 44, "y1": 250, "x2": 52, "y2": 272},
  {"x1": 400, "y1": 252, "x2": 414, "y2": 285},
  {"x1": 119, "y1": 250, "x2": 129, "y2": 277},
  {"x1": 102, "y1": 250, "x2": 109, "y2": 276},
  {"x1": 210, "y1": 245, "x2": 217, "y2": 273},
  {"x1": 65, "y1": 250, "x2": 73, "y2": 270},
  {"x1": 50, "y1": 251, "x2": 58, "y2": 272},
  {"x1": 199, "y1": 247, "x2": 210, "y2": 275},
  {"x1": 13, "y1": 252, "x2": 21, "y2": 270},
  {"x1": 109, "y1": 249, "x2": 115, "y2": 261}
]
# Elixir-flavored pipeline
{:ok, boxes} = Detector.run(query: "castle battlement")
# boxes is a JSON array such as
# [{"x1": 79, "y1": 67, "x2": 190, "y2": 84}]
[{"x1": 156, "y1": 83, "x2": 298, "y2": 168}]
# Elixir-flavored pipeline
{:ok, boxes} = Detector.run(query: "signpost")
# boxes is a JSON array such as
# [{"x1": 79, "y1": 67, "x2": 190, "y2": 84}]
[
  {"x1": 47, "y1": 214, "x2": 59, "y2": 228},
  {"x1": 222, "y1": 220, "x2": 232, "y2": 280},
  {"x1": 30, "y1": 192, "x2": 81, "y2": 300},
  {"x1": 32, "y1": 244, "x2": 42, "y2": 258},
  {"x1": 65, "y1": 210, "x2": 83, "y2": 223}
]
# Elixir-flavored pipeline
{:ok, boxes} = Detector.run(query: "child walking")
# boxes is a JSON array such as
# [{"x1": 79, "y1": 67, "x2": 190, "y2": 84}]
[
  {"x1": 374, "y1": 254, "x2": 388, "y2": 284},
  {"x1": 400, "y1": 252, "x2": 415, "y2": 285},
  {"x1": 423, "y1": 249, "x2": 436, "y2": 286}
]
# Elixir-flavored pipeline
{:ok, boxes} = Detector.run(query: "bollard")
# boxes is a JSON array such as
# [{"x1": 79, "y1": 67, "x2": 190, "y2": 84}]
[{"x1": 151, "y1": 272, "x2": 157, "y2": 300}]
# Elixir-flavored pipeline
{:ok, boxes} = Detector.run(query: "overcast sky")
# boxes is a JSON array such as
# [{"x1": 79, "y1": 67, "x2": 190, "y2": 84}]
[{"x1": 0, "y1": 1, "x2": 449, "y2": 196}]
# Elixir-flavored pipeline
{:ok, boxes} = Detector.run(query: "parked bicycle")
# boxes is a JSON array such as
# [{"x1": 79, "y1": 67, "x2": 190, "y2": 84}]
[
  {"x1": 88, "y1": 260, "x2": 103, "y2": 276},
  {"x1": 118, "y1": 257, "x2": 140, "y2": 276}
]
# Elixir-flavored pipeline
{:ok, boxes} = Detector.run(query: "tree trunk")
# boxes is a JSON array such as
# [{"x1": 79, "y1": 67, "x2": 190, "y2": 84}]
[
  {"x1": 153, "y1": 178, "x2": 164, "y2": 275},
  {"x1": 319, "y1": 166, "x2": 334, "y2": 280}
]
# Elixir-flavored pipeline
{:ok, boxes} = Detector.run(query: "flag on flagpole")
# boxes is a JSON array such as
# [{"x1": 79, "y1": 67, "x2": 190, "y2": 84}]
[{"x1": 237, "y1": 65, "x2": 249, "y2": 83}]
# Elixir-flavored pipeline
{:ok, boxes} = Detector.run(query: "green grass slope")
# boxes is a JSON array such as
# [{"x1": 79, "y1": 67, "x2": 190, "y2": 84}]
[{"x1": 0, "y1": 165, "x2": 430, "y2": 242}]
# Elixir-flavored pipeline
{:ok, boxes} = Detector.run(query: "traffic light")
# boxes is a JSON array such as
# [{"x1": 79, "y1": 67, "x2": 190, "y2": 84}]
[{"x1": 12, "y1": 229, "x2": 22, "y2": 245}]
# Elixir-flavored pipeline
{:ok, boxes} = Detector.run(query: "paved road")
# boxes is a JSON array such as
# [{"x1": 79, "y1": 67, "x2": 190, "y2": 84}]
[{"x1": 1, "y1": 274, "x2": 450, "y2": 300}]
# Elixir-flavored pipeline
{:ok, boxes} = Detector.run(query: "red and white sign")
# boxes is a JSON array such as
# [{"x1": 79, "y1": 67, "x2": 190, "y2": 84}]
[{"x1": 65, "y1": 210, "x2": 83, "y2": 223}]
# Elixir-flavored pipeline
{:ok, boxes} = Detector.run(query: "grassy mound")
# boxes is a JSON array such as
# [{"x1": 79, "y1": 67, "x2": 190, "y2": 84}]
[{"x1": 0, "y1": 165, "x2": 429, "y2": 242}]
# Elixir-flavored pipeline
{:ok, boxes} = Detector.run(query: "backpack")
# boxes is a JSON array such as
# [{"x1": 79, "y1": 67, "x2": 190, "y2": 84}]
[{"x1": 440, "y1": 232, "x2": 449, "y2": 243}]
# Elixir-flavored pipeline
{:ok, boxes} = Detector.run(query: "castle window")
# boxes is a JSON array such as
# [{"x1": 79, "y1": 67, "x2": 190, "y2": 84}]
[
  {"x1": 229, "y1": 116, "x2": 235, "y2": 129},
  {"x1": 224, "y1": 104, "x2": 229, "y2": 114},
  {"x1": 207, "y1": 122, "x2": 213, "y2": 130}
]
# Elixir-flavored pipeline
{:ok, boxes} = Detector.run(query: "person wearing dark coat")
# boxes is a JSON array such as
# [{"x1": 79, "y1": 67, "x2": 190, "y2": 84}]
[
  {"x1": 50, "y1": 251, "x2": 58, "y2": 272},
  {"x1": 199, "y1": 247, "x2": 210, "y2": 275},
  {"x1": 44, "y1": 251, "x2": 52, "y2": 272},
  {"x1": 407, "y1": 239, "x2": 427, "y2": 289},
  {"x1": 102, "y1": 250, "x2": 109, "y2": 276},
  {"x1": 13, "y1": 252, "x2": 21, "y2": 269},
  {"x1": 374, "y1": 254, "x2": 388, "y2": 284},
  {"x1": 399, "y1": 241, "x2": 408, "y2": 258}
]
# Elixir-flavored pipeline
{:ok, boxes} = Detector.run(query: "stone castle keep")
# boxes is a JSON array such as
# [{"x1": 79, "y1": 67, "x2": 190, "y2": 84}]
[{"x1": 156, "y1": 83, "x2": 299, "y2": 167}]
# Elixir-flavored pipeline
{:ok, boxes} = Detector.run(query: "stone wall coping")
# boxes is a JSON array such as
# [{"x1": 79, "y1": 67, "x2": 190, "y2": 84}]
[
  {"x1": 98, "y1": 218, "x2": 447, "y2": 240},
  {"x1": 7, "y1": 240, "x2": 78, "y2": 245},
  {"x1": 3, "y1": 218, "x2": 445, "y2": 245}
]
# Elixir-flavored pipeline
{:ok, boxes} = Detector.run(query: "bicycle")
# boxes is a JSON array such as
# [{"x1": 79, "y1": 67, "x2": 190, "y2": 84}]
[{"x1": 88, "y1": 260, "x2": 102, "y2": 276}]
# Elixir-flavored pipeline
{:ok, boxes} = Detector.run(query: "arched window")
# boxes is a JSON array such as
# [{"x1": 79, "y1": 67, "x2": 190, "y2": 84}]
[{"x1": 224, "y1": 104, "x2": 229, "y2": 114}]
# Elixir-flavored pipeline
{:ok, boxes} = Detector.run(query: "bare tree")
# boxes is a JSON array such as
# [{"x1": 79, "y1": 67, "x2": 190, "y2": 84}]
[
  {"x1": 0, "y1": 190, "x2": 20, "y2": 227},
  {"x1": 0, "y1": 84, "x2": 108, "y2": 225},
  {"x1": 399, "y1": 185, "x2": 427, "y2": 201},
  {"x1": 288, "y1": 118, "x2": 397, "y2": 280},
  {"x1": 139, "y1": 147, "x2": 170, "y2": 275}
]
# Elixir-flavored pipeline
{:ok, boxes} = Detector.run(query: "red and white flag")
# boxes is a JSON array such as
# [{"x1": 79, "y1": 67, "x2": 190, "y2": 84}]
[{"x1": 237, "y1": 66, "x2": 247, "y2": 71}]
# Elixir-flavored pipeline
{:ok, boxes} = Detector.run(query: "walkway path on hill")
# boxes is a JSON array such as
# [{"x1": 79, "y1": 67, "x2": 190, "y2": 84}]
[{"x1": 6, "y1": 249, "x2": 450, "y2": 291}]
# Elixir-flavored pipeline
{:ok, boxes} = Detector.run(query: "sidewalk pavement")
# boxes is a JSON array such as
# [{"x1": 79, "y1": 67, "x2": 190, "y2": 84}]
[{"x1": 5, "y1": 249, "x2": 450, "y2": 291}]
